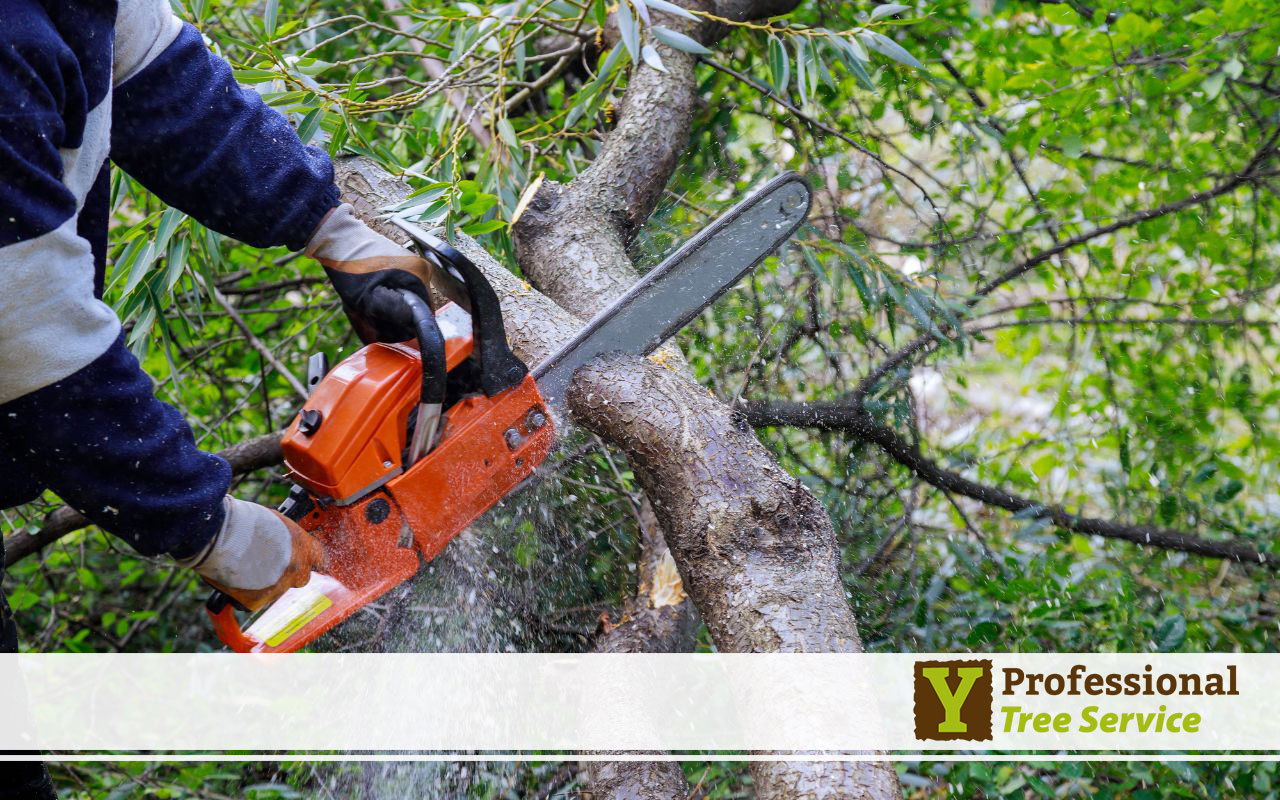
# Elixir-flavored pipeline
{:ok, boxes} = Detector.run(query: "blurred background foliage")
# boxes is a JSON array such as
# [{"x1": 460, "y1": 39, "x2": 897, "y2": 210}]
[{"x1": 2, "y1": 0, "x2": 1277, "y2": 795}]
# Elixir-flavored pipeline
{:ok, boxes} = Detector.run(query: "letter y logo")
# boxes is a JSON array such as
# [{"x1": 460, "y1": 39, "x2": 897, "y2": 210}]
[{"x1": 914, "y1": 660, "x2": 993, "y2": 741}]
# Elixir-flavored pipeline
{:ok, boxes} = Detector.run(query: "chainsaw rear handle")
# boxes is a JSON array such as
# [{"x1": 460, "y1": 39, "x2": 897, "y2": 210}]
[
  {"x1": 205, "y1": 589, "x2": 258, "y2": 651},
  {"x1": 390, "y1": 219, "x2": 529, "y2": 397}
]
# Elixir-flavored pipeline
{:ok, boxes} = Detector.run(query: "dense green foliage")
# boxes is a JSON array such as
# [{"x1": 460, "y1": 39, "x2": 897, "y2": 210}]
[{"x1": 2, "y1": 0, "x2": 1276, "y2": 795}]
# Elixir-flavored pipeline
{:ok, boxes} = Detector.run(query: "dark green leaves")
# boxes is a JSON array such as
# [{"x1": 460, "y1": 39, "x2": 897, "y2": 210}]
[
  {"x1": 768, "y1": 35, "x2": 790, "y2": 93},
  {"x1": 1153, "y1": 614, "x2": 1187, "y2": 652}
]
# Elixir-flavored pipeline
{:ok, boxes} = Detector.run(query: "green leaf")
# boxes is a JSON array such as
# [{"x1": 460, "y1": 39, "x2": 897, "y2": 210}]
[
  {"x1": 233, "y1": 68, "x2": 277, "y2": 84},
  {"x1": 8, "y1": 587, "x2": 39, "y2": 612},
  {"x1": 768, "y1": 35, "x2": 790, "y2": 93},
  {"x1": 966, "y1": 620, "x2": 1001, "y2": 646},
  {"x1": 628, "y1": 0, "x2": 651, "y2": 26},
  {"x1": 616, "y1": 0, "x2": 640, "y2": 61},
  {"x1": 645, "y1": 0, "x2": 699, "y2": 21},
  {"x1": 641, "y1": 44, "x2": 667, "y2": 72},
  {"x1": 795, "y1": 36, "x2": 810, "y2": 105},
  {"x1": 161, "y1": 236, "x2": 189, "y2": 296},
  {"x1": 497, "y1": 117, "x2": 520, "y2": 150},
  {"x1": 461, "y1": 219, "x2": 507, "y2": 235},
  {"x1": 1192, "y1": 463, "x2": 1218, "y2": 484},
  {"x1": 903, "y1": 288, "x2": 945, "y2": 339},
  {"x1": 1186, "y1": 7, "x2": 1218, "y2": 25},
  {"x1": 1153, "y1": 614, "x2": 1187, "y2": 652},
  {"x1": 296, "y1": 107, "x2": 324, "y2": 146},
  {"x1": 264, "y1": 0, "x2": 278, "y2": 36},
  {"x1": 1213, "y1": 478, "x2": 1244, "y2": 503},
  {"x1": 859, "y1": 30, "x2": 925, "y2": 70},
  {"x1": 650, "y1": 25, "x2": 712, "y2": 55},
  {"x1": 1040, "y1": 3, "x2": 1078, "y2": 25},
  {"x1": 831, "y1": 37, "x2": 876, "y2": 89},
  {"x1": 983, "y1": 62, "x2": 1006, "y2": 94},
  {"x1": 870, "y1": 3, "x2": 911, "y2": 21},
  {"x1": 1201, "y1": 71, "x2": 1226, "y2": 100}
]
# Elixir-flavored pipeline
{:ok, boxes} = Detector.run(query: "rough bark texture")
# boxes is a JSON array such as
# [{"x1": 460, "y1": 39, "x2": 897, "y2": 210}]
[
  {"x1": 581, "y1": 761, "x2": 693, "y2": 800},
  {"x1": 571, "y1": 359, "x2": 899, "y2": 799},
  {"x1": 570, "y1": 357, "x2": 863, "y2": 653}
]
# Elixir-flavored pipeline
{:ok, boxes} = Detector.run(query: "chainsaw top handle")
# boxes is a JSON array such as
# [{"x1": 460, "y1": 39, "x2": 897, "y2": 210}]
[
  {"x1": 391, "y1": 219, "x2": 528, "y2": 397},
  {"x1": 398, "y1": 289, "x2": 448, "y2": 408}
]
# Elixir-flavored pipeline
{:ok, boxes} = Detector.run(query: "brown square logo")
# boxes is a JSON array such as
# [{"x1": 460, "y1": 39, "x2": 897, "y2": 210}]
[{"x1": 913, "y1": 659, "x2": 993, "y2": 741}]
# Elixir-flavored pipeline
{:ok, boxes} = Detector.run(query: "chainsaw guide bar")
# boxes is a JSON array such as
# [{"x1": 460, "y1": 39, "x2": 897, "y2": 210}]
[{"x1": 532, "y1": 172, "x2": 813, "y2": 409}]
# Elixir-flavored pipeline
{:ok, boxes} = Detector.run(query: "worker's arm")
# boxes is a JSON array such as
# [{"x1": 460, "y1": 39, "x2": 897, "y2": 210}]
[
  {"x1": 0, "y1": 10, "x2": 321, "y2": 606},
  {"x1": 0, "y1": 334, "x2": 323, "y2": 609},
  {"x1": 109, "y1": 2, "x2": 337, "y2": 250}
]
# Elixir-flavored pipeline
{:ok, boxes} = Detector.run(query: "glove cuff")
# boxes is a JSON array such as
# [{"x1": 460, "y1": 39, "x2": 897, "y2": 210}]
[
  {"x1": 304, "y1": 203, "x2": 417, "y2": 268},
  {"x1": 175, "y1": 498, "x2": 291, "y2": 591}
]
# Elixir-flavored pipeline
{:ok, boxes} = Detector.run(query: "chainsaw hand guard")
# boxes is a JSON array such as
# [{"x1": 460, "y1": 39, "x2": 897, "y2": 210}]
[{"x1": 391, "y1": 220, "x2": 528, "y2": 397}]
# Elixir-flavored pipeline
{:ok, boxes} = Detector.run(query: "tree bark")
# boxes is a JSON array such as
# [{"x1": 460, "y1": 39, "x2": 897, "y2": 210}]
[{"x1": 581, "y1": 761, "x2": 693, "y2": 800}]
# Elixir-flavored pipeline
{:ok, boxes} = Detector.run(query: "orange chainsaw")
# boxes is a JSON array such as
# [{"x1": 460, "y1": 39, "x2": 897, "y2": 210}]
[{"x1": 206, "y1": 173, "x2": 812, "y2": 652}]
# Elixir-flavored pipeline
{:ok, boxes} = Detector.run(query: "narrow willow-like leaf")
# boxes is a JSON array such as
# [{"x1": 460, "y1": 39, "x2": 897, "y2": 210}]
[
  {"x1": 650, "y1": 25, "x2": 712, "y2": 55},
  {"x1": 795, "y1": 36, "x2": 810, "y2": 105},
  {"x1": 768, "y1": 35, "x2": 790, "y2": 93},
  {"x1": 904, "y1": 288, "x2": 945, "y2": 339},
  {"x1": 870, "y1": 3, "x2": 911, "y2": 20},
  {"x1": 629, "y1": 0, "x2": 652, "y2": 26},
  {"x1": 264, "y1": 0, "x2": 278, "y2": 35},
  {"x1": 497, "y1": 117, "x2": 520, "y2": 150},
  {"x1": 462, "y1": 219, "x2": 507, "y2": 235},
  {"x1": 617, "y1": 0, "x2": 640, "y2": 61},
  {"x1": 644, "y1": 0, "x2": 699, "y2": 21},
  {"x1": 860, "y1": 30, "x2": 925, "y2": 70},
  {"x1": 296, "y1": 107, "x2": 323, "y2": 146}
]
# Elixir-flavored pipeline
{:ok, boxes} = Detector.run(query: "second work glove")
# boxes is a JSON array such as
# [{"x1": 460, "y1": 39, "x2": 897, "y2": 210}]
[
  {"x1": 305, "y1": 203, "x2": 436, "y2": 344},
  {"x1": 177, "y1": 498, "x2": 327, "y2": 612}
]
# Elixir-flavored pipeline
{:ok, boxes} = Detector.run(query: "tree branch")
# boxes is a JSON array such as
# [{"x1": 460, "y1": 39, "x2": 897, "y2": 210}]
[{"x1": 742, "y1": 400, "x2": 1278, "y2": 568}]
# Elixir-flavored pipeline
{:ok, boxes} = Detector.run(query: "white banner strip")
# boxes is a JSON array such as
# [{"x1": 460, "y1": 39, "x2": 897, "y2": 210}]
[{"x1": 2, "y1": 654, "x2": 1276, "y2": 752}]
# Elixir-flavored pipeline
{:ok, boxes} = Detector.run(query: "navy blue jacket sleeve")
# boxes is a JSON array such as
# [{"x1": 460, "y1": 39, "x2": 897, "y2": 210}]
[
  {"x1": 0, "y1": 334, "x2": 230, "y2": 559},
  {"x1": 110, "y1": 24, "x2": 339, "y2": 251}
]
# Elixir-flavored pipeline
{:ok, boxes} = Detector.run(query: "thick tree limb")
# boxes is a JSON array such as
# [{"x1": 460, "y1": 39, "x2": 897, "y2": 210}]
[{"x1": 743, "y1": 400, "x2": 1278, "y2": 568}]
